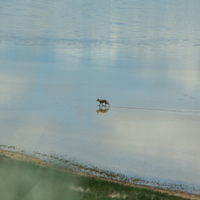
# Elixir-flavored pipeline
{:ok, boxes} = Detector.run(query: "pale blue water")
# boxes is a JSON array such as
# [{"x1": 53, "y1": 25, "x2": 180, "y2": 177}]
[{"x1": 1, "y1": 0, "x2": 200, "y2": 192}]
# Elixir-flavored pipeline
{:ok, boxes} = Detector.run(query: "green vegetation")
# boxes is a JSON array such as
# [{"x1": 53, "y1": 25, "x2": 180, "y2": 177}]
[{"x1": 0, "y1": 155, "x2": 190, "y2": 200}]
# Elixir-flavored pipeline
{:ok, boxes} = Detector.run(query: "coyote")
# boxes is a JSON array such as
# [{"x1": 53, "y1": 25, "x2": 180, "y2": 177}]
[{"x1": 96, "y1": 98, "x2": 110, "y2": 107}]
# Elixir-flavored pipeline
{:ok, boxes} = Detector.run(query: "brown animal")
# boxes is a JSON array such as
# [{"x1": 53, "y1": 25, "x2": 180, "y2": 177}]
[{"x1": 96, "y1": 98, "x2": 110, "y2": 107}]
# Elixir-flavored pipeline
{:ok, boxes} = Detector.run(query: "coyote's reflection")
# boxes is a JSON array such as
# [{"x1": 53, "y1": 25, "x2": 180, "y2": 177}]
[{"x1": 96, "y1": 107, "x2": 110, "y2": 113}]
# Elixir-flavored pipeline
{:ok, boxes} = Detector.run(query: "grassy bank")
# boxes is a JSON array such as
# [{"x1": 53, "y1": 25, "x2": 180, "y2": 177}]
[{"x1": 0, "y1": 155, "x2": 191, "y2": 200}]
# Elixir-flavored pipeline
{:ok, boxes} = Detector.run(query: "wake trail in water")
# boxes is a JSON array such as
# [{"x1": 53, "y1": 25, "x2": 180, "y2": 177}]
[{"x1": 111, "y1": 106, "x2": 200, "y2": 115}]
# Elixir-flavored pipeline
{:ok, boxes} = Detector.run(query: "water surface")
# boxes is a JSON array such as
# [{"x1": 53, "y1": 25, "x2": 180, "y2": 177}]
[{"x1": 0, "y1": 0, "x2": 200, "y2": 192}]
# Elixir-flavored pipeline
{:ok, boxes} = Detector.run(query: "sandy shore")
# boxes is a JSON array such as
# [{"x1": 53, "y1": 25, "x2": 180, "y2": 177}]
[
  {"x1": 0, "y1": 148, "x2": 200, "y2": 200},
  {"x1": 0, "y1": 149, "x2": 47, "y2": 166}
]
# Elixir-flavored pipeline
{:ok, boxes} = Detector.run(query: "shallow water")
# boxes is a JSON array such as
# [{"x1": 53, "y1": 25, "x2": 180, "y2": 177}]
[{"x1": 0, "y1": 0, "x2": 200, "y2": 192}]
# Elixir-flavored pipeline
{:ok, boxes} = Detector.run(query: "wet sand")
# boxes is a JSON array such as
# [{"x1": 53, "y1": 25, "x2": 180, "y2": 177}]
[
  {"x1": 0, "y1": 148, "x2": 199, "y2": 200},
  {"x1": 0, "y1": 149, "x2": 47, "y2": 167}
]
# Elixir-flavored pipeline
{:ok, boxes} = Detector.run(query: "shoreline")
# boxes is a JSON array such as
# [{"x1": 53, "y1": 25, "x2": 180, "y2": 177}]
[{"x1": 0, "y1": 148, "x2": 200, "y2": 200}]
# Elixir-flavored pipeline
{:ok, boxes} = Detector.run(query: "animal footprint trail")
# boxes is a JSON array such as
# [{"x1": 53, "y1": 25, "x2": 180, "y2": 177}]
[
  {"x1": 96, "y1": 99, "x2": 200, "y2": 115},
  {"x1": 111, "y1": 106, "x2": 200, "y2": 115}
]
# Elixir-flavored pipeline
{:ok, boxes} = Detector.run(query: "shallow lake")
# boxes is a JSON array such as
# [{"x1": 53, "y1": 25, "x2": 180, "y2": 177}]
[{"x1": 0, "y1": 0, "x2": 200, "y2": 193}]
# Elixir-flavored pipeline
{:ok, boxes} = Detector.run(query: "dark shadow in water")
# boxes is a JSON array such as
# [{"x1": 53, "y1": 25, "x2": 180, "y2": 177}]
[{"x1": 96, "y1": 106, "x2": 110, "y2": 114}]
